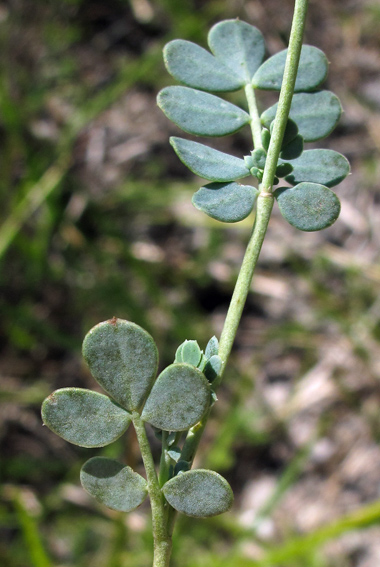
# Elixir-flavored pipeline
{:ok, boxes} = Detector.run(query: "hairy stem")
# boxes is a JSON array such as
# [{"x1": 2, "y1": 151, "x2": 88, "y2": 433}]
[
  {"x1": 132, "y1": 413, "x2": 172, "y2": 567},
  {"x1": 180, "y1": 0, "x2": 309, "y2": 497},
  {"x1": 261, "y1": 0, "x2": 309, "y2": 192},
  {"x1": 153, "y1": 2, "x2": 310, "y2": 563}
]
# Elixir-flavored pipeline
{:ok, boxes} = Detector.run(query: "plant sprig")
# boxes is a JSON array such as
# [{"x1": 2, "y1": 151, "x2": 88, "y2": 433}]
[{"x1": 41, "y1": 2, "x2": 350, "y2": 566}]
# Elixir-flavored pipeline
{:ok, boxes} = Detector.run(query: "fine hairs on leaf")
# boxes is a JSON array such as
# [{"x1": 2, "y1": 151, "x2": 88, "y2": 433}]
[{"x1": 41, "y1": 4, "x2": 350, "y2": 566}]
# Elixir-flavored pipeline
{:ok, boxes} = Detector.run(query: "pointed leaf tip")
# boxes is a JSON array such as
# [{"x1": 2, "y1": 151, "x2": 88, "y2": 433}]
[
  {"x1": 162, "y1": 469, "x2": 233, "y2": 517},
  {"x1": 41, "y1": 388, "x2": 131, "y2": 448},
  {"x1": 80, "y1": 457, "x2": 148, "y2": 512},
  {"x1": 82, "y1": 318, "x2": 158, "y2": 411}
]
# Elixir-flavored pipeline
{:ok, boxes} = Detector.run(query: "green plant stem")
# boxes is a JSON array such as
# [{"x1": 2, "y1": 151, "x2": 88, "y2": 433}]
[
  {"x1": 158, "y1": 431, "x2": 172, "y2": 487},
  {"x1": 132, "y1": 413, "x2": 172, "y2": 567},
  {"x1": 261, "y1": 0, "x2": 309, "y2": 192},
  {"x1": 216, "y1": 193, "x2": 273, "y2": 377},
  {"x1": 180, "y1": 193, "x2": 274, "y2": 462},
  {"x1": 180, "y1": 0, "x2": 309, "y2": 520},
  {"x1": 245, "y1": 84, "x2": 262, "y2": 149}
]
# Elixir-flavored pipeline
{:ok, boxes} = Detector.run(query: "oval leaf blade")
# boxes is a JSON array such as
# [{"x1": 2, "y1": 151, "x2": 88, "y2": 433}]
[
  {"x1": 192, "y1": 182, "x2": 258, "y2": 223},
  {"x1": 41, "y1": 388, "x2": 131, "y2": 448},
  {"x1": 82, "y1": 318, "x2": 158, "y2": 412},
  {"x1": 274, "y1": 182, "x2": 341, "y2": 232},
  {"x1": 261, "y1": 91, "x2": 342, "y2": 142},
  {"x1": 164, "y1": 40, "x2": 244, "y2": 92},
  {"x1": 157, "y1": 86, "x2": 250, "y2": 137},
  {"x1": 170, "y1": 137, "x2": 250, "y2": 181},
  {"x1": 162, "y1": 469, "x2": 233, "y2": 517},
  {"x1": 253, "y1": 45, "x2": 328, "y2": 92},
  {"x1": 181, "y1": 340, "x2": 202, "y2": 367},
  {"x1": 141, "y1": 363, "x2": 210, "y2": 431},
  {"x1": 284, "y1": 149, "x2": 350, "y2": 187},
  {"x1": 208, "y1": 19, "x2": 265, "y2": 82},
  {"x1": 80, "y1": 457, "x2": 148, "y2": 512}
]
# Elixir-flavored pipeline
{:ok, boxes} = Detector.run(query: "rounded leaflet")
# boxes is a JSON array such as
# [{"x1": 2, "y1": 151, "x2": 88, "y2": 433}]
[
  {"x1": 162, "y1": 469, "x2": 233, "y2": 517},
  {"x1": 275, "y1": 182, "x2": 341, "y2": 232},
  {"x1": 141, "y1": 363, "x2": 210, "y2": 431},
  {"x1": 80, "y1": 457, "x2": 148, "y2": 512},
  {"x1": 82, "y1": 318, "x2": 158, "y2": 411},
  {"x1": 41, "y1": 387, "x2": 131, "y2": 448}
]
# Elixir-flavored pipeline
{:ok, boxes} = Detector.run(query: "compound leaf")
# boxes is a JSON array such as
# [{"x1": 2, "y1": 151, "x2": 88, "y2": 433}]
[
  {"x1": 157, "y1": 86, "x2": 250, "y2": 137},
  {"x1": 261, "y1": 91, "x2": 342, "y2": 142},
  {"x1": 192, "y1": 182, "x2": 258, "y2": 223},
  {"x1": 141, "y1": 363, "x2": 210, "y2": 431},
  {"x1": 80, "y1": 457, "x2": 148, "y2": 512},
  {"x1": 82, "y1": 318, "x2": 158, "y2": 412},
  {"x1": 41, "y1": 388, "x2": 131, "y2": 448},
  {"x1": 275, "y1": 182, "x2": 341, "y2": 231},
  {"x1": 163, "y1": 40, "x2": 244, "y2": 92},
  {"x1": 170, "y1": 137, "x2": 250, "y2": 181},
  {"x1": 208, "y1": 19, "x2": 265, "y2": 82},
  {"x1": 162, "y1": 469, "x2": 233, "y2": 517},
  {"x1": 253, "y1": 45, "x2": 328, "y2": 92},
  {"x1": 284, "y1": 149, "x2": 350, "y2": 187}
]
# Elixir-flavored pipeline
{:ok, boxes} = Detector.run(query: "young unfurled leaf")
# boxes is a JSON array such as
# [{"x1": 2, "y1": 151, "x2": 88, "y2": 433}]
[
  {"x1": 167, "y1": 447, "x2": 182, "y2": 463},
  {"x1": 278, "y1": 118, "x2": 299, "y2": 148},
  {"x1": 192, "y1": 182, "x2": 258, "y2": 223},
  {"x1": 253, "y1": 45, "x2": 328, "y2": 92},
  {"x1": 284, "y1": 149, "x2": 350, "y2": 187},
  {"x1": 181, "y1": 340, "x2": 202, "y2": 367},
  {"x1": 41, "y1": 388, "x2": 131, "y2": 448},
  {"x1": 174, "y1": 460, "x2": 191, "y2": 475},
  {"x1": 205, "y1": 336, "x2": 219, "y2": 359},
  {"x1": 275, "y1": 182, "x2": 341, "y2": 231},
  {"x1": 280, "y1": 134, "x2": 304, "y2": 160},
  {"x1": 157, "y1": 86, "x2": 250, "y2": 137},
  {"x1": 141, "y1": 363, "x2": 210, "y2": 431},
  {"x1": 204, "y1": 355, "x2": 222, "y2": 383},
  {"x1": 251, "y1": 148, "x2": 267, "y2": 169},
  {"x1": 261, "y1": 128, "x2": 271, "y2": 150},
  {"x1": 162, "y1": 469, "x2": 234, "y2": 517},
  {"x1": 261, "y1": 91, "x2": 342, "y2": 142},
  {"x1": 163, "y1": 40, "x2": 244, "y2": 92},
  {"x1": 170, "y1": 137, "x2": 250, "y2": 182},
  {"x1": 250, "y1": 167, "x2": 263, "y2": 181},
  {"x1": 80, "y1": 457, "x2": 148, "y2": 512},
  {"x1": 82, "y1": 318, "x2": 158, "y2": 412},
  {"x1": 276, "y1": 162, "x2": 293, "y2": 178},
  {"x1": 208, "y1": 19, "x2": 265, "y2": 82}
]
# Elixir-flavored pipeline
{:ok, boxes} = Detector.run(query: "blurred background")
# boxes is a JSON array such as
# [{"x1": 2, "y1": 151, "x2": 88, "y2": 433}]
[{"x1": 1, "y1": 0, "x2": 380, "y2": 566}]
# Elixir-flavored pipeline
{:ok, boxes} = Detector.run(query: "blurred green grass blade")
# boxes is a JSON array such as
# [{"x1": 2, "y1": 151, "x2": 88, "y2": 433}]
[
  {"x1": 0, "y1": 47, "x2": 162, "y2": 262},
  {"x1": 0, "y1": 156, "x2": 69, "y2": 260},
  {"x1": 252, "y1": 442, "x2": 312, "y2": 531},
  {"x1": 13, "y1": 491, "x2": 51, "y2": 567},
  {"x1": 223, "y1": 498, "x2": 380, "y2": 567}
]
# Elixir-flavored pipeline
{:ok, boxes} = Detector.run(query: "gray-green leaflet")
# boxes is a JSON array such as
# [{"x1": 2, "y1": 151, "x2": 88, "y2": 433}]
[
  {"x1": 158, "y1": 18, "x2": 349, "y2": 232},
  {"x1": 42, "y1": 317, "x2": 231, "y2": 518}
]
